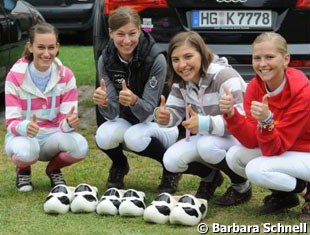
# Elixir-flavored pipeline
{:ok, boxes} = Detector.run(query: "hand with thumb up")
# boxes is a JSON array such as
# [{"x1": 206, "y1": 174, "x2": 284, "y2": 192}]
[
  {"x1": 66, "y1": 106, "x2": 79, "y2": 130},
  {"x1": 93, "y1": 79, "x2": 109, "y2": 107},
  {"x1": 219, "y1": 86, "x2": 235, "y2": 118},
  {"x1": 155, "y1": 95, "x2": 170, "y2": 125},
  {"x1": 119, "y1": 79, "x2": 137, "y2": 107},
  {"x1": 27, "y1": 114, "x2": 39, "y2": 137},
  {"x1": 251, "y1": 94, "x2": 270, "y2": 122},
  {"x1": 182, "y1": 105, "x2": 199, "y2": 134}
]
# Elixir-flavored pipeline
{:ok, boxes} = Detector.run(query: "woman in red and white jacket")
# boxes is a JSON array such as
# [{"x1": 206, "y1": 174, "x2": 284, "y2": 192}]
[
  {"x1": 5, "y1": 23, "x2": 88, "y2": 192},
  {"x1": 220, "y1": 32, "x2": 310, "y2": 221}
]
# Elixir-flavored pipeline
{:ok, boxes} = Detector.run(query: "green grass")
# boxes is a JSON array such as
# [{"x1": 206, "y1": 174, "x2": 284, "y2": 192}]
[
  {"x1": 0, "y1": 46, "x2": 308, "y2": 235},
  {"x1": 58, "y1": 45, "x2": 96, "y2": 86}
]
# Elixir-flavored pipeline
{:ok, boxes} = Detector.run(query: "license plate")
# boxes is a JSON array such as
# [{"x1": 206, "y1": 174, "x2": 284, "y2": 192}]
[{"x1": 192, "y1": 10, "x2": 272, "y2": 29}]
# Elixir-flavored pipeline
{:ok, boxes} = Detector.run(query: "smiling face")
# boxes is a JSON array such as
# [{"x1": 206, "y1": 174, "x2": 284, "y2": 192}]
[
  {"x1": 171, "y1": 43, "x2": 202, "y2": 84},
  {"x1": 252, "y1": 41, "x2": 290, "y2": 91},
  {"x1": 28, "y1": 32, "x2": 59, "y2": 72},
  {"x1": 109, "y1": 22, "x2": 140, "y2": 61}
]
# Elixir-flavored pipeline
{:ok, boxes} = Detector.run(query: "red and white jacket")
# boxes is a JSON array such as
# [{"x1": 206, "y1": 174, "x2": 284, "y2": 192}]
[{"x1": 225, "y1": 68, "x2": 310, "y2": 156}]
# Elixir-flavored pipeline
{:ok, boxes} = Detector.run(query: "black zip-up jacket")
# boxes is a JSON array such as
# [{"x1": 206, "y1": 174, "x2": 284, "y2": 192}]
[{"x1": 97, "y1": 31, "x2": 167, "y2": 124}]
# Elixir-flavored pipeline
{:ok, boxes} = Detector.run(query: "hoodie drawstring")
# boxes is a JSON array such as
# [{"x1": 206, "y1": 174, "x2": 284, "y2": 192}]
[
  {"x1": 49, "y1": 88, "x2": 56, "y2": 120},
  {"x1": 26, "y1": 94, "x2": 31, "y2": 120}
]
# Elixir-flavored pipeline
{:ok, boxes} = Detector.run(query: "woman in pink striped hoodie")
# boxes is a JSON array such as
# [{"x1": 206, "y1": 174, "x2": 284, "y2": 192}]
[{"x1": 5, "y1": 23, "x2": 88, "y2": 192}]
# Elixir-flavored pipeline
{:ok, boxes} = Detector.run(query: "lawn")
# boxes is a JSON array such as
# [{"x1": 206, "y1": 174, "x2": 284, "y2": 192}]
[{"x1": 0, "y1": 46, "x2": 308, "y2": 235}]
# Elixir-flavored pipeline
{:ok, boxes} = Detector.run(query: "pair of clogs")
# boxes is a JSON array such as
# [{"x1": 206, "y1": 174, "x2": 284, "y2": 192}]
[
  {"x1": 96, "y1": 188, "x2": 146, "y2": 217},
  {"x1": 44, "y1": 183, "x2": 98, "y2": 214},
  {"x1": 144, "y1": 193, "x2": 208, "y2": 226}
]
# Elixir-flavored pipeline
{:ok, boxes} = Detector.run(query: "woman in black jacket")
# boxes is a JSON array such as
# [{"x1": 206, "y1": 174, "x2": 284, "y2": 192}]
[{"x1": 93, "y1": 6, "x2": 180, "y2": 193}]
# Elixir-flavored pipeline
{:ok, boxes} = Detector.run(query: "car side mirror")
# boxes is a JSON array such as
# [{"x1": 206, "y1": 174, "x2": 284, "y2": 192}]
[{"x1": 4, "y1": 0, "x2": 17, "y2": 11}]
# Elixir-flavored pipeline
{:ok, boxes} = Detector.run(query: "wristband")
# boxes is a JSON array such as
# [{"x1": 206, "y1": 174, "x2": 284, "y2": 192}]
[
  {"x1": 260, "y1": 111, "x2": 273, "y2": 125},
  {"x1": 198, "y1": 115, "x2": 210, "y2": 134},
  {"x1": 257, "y1": 112, "x2": 274, "y2": 132}
]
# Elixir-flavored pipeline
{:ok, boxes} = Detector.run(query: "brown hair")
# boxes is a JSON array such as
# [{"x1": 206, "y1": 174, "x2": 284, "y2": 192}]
[
  {"x1": 108, "y1": 6, "x2": 141, "y2": 31},
  {"x1": 252, "y1": 32, "x2": 288, "y2": 55},
  {"x1": 22, "y1": 22, "x2": 59, "y2": 61},
  {"x1": 167, "y1": 31, "x2": 213, "y2": 84}
]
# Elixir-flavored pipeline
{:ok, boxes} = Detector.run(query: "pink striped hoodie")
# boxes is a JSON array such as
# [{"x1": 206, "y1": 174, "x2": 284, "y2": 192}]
[{"x1": 5, "y1": 57, "x2": 78, "y2": 138}]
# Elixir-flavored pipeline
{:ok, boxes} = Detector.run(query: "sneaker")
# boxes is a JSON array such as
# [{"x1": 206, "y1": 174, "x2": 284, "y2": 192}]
[
  {"x1": 214, "y1": 186, "x2": 252, "y2": 206},
  {"x1": 257, "y1": 191, "x2": 299, "y2": 214},
  {"x1": 16, "y1": 167, "x2": 33, "y2": 192},
  {"x1": 107, "y1": 163, "x2": 129, "y2": 189},
  {"x1": 300, "y1": 202, "x2": 310, "y2": 222},
  {"x1": 157, "y1": 173, "x2": 182, "y2": 194},
  {"x1": 195, "y1": 171, "x2": 224, "y2": 200},
  {"x1": 46, "y1": 169, "x2": 67, "y2": 188}
]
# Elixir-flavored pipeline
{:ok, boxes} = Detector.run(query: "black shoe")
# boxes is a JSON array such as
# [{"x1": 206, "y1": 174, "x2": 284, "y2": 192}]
[
  {"x1": 257, "y1": 191, "x2": 299, "y2": 214},
  {"x1": 300, "y1": 202, "x2": 310, "y2": 222},
  {"x1": 107, "y1": 163, "x2": 129, "y2": 189},
  {"x1": 214, "y1": 186, "x2": 252, "y2": 206},
  {"x1": 157, "y1": 173, "x2": 182, "y2": 194},
  {"x1": 195, "y1": 171, "x2": 224, "y2": 200},
  {"x1": 16, "y1": 167, "x2": 33, "y2": 192},
  {"x1": 46, "y1": 169, "x2": 67, "y2": 188}
]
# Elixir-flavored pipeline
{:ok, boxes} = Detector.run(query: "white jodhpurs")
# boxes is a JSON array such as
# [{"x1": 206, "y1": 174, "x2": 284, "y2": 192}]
[
  {"x1": 226, "y1": 145, "x2": 310, "y2": 192},
  {"x1": 163, "y1": 134, "x2": 238, "y2": 173},
  {"x1": 95, "y1": 118, "x2": 179, "y2": 152},
  {"x1": 95, "y1": 118, "x2": 132, "y2": 150},
  {"x1": 197, "y1": 135, "x2": 239, "y2": 164},
  {"x1": 124, "y1": 122, "x2": 178, "y2": 152},
  {"x1": 5, "y1": 131, "x2": 88, "y2": 163}
]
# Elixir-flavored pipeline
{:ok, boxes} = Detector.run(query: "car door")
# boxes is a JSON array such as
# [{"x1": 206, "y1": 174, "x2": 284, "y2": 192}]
[
  {"x1": 0, "y1": 1, "x2": 10, "y2": 92},
  {"x1": 0, "y1": 0, "x2": 25, "y2": 93}
]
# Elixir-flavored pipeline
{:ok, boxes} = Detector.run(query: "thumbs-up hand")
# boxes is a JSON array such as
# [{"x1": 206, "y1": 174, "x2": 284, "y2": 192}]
[
  {"x1": 182, "y1": 105, "x2": 199, "y2": 134},
  {"x1": 93, "y1": 79, "x2": 108, "y2": 107},
  {"x1": 121, "y1": 79, "x2": 128, "y2": 91},
  {"x1": 27, "y1": 114, "x2": 39, "y2": 137},
  {"x1": 251, "y1": 94, "x2": 270, "y2": 121},
  {"x1": 66, "y1": 106, "x2": 79, "y2": 130},
  {"x1": 119, "y1": 79, "x2": 137, "y2": 106},
  {"x1": 219, "y1": 86, "x2": 235, "y2": 118},
  {"x1": 155, "y1": 95, "x2": 170, "y2": 125}
]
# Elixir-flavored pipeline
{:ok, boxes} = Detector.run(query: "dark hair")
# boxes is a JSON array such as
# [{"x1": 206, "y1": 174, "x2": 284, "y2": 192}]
[
  {"x1": 108, "y1": 6, "x2": 141, "y2": 31},
  {"x1": 167, "y1": 31, "x2": 213, "y2": 84},
  {"x1": 22, "y1": 22, "x2": 59, "y2": 61}
]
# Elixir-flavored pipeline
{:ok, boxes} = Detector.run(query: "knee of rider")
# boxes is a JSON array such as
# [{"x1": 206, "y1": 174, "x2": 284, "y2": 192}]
[
  {"x1": 197, "y1": 144, "x2": 225, "y2": 165},
  {"x1": 71, "y1": 137, "x2": 89, "y2": 159},
  {"x1": 245, "y1": 160, "x2": 265, "y2": 184},
  {"x1": 163, "y1": 153, "x2": 183, "y2": 173},
  {"x1": 77, "y1": 148, "x2": 88, "y2": 160},
  {"x1": 226, "y1": 146, "x2": 243, "y2": 171},
  {"x1": 13, "y1": 150, "x2": 39, "y2": 163},
  {"x1": 95, "y1": 132, "x2": 119, "y2": 150},
  {"x1": 124, "y1": 130, "x2": 150, "y2": 153}
]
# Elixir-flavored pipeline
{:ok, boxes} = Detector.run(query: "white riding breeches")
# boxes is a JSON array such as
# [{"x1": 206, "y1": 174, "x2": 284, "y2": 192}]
[
  {"x1": 95, "y1": 118, "x2": 179, "y2": 152},
  {"x1": 226, "y1": 145, "x2": 310, "y2": 192},
  {"x1": 163, "y1": 134, "x2": 239, "y2": 173},
  {"x1": 5, "y1": 131, "x2": 88, "y2": 162}
]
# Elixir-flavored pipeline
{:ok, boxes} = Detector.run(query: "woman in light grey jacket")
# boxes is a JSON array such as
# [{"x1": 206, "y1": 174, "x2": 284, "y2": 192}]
[{"x1": 155, "y1": 31, "x2": 250, "y2": 205}]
